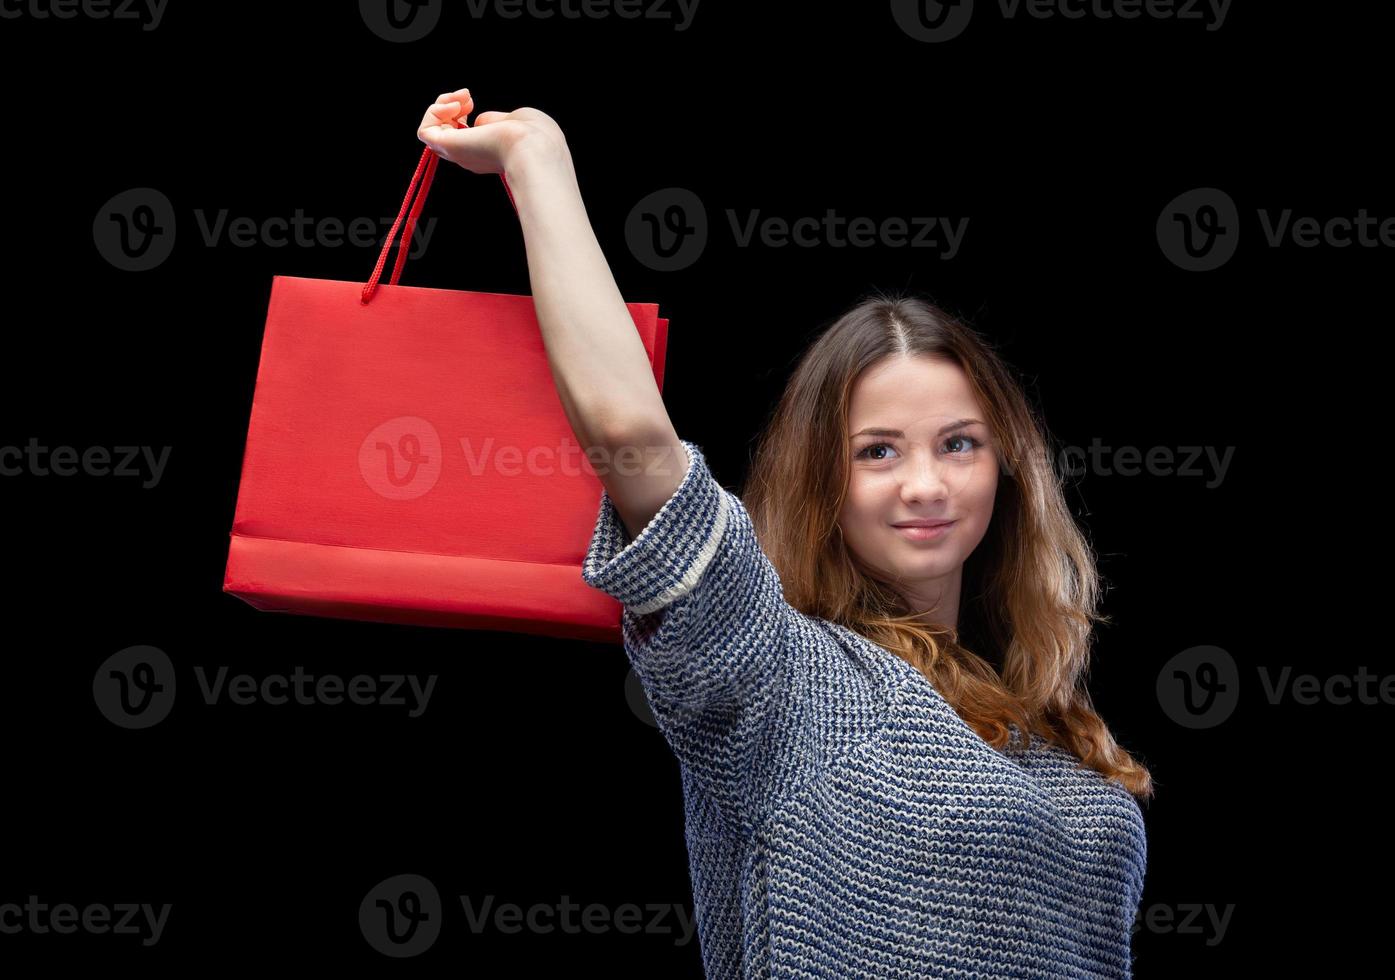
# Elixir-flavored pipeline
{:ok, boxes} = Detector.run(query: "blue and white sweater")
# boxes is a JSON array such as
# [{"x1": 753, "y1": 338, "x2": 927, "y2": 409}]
[{"x1": 583, "y1": 440, "x2": 1148, "y2": 979}]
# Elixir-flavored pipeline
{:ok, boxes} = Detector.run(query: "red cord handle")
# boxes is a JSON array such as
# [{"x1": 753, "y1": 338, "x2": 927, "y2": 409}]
[{"x1": 361, "y1": 114, "x2": 518, "y2": 304}]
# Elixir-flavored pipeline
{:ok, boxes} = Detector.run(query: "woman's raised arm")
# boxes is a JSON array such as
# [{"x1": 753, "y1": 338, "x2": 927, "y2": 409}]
[
  {"x1": 418, "y1": 91, "x2": 885, "y2": 842},
  {"x1": 418, "y1": 89, "x2": 685, "y2": 539}
]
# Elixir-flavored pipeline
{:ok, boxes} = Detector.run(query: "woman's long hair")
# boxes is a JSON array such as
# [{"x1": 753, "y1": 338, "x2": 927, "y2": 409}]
[{"x1": 741, "y1": 290, "x2": 1154, "y2": 800}]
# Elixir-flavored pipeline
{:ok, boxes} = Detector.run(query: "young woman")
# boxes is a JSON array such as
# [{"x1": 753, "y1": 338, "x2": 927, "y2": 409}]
[{"x1": 419, "y1": 88, "x2": 1154, "y2": 979}]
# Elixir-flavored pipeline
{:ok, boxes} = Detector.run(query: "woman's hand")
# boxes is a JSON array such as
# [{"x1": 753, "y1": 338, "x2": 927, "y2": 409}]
[{"x1": 416, "y1": 87, "x2": 568, "y2": 177}]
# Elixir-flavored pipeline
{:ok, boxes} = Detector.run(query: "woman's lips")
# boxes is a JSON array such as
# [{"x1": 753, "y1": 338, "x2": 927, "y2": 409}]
[{"x1": 892, "y1": 521, "x2": 955, "y2": 541}]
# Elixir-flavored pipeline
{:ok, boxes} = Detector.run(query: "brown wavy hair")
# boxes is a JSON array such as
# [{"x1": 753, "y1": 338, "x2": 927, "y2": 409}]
[{"x1": 740, "y1": 290, "x2": 1154, "y2": 801}]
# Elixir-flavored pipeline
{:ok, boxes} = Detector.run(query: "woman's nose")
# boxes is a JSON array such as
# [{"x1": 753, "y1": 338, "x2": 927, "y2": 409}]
[{"x1": 899, "y1": 448, "x2": 949, "y2": 502}]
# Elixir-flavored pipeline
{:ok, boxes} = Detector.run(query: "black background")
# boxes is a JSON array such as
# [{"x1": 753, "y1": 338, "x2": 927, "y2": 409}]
[{"x1": 2, "y1": 1, "x2": 1382, "y2": 974}]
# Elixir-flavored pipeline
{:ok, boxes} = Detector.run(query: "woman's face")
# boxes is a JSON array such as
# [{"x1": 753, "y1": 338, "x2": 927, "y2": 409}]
[{"x1": 837, "y1": 354, "x2": 999, "y2": 623}]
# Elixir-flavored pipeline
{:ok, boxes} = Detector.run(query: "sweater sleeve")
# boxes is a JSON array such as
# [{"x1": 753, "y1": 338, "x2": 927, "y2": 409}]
[{"x1": 581, "y1": 439, "x2": 798, "y2": 835}]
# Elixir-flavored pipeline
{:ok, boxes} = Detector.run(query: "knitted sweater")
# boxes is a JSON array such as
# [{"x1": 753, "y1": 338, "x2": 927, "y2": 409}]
[{"x1": 582, "y1": 440, "x2": 1148, "y2": 979}]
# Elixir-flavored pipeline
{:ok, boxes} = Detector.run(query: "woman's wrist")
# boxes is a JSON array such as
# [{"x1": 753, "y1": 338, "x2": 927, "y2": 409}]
[{"x1": 504, "y1": 132, "x2": 576, "y2": 191}]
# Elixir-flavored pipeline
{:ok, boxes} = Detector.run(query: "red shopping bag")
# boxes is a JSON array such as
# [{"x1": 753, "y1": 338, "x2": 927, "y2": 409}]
[{"x1": 223, "y1": 135, "x2": 669, "y2": 643}]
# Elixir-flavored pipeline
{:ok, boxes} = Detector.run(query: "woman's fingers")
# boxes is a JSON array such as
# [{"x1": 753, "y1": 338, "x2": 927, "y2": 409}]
[
  {"x1": 436, "y1": 89, "x2": 474, "y2": 123},
  {"x1": 414, "y1": 89, "x2": 529, "y2": 174},
  {"x1": 419, "y1": 100, "x2": 463, "y2": 131},
  {"x1": 418, "y1": 105, "x2": 476, "y2": 162}
]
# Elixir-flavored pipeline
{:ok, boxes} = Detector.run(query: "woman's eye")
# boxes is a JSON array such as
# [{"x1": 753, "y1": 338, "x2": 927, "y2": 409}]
[
  {"x1": 946, "y1": 435, "x2": 982, "y2": 455},
  {"x1": 855, "y1": 443, "x2": 897, "y2": 460},
  {"x1": 855, "y1": 436, "x2": 983, "y2": 461}
]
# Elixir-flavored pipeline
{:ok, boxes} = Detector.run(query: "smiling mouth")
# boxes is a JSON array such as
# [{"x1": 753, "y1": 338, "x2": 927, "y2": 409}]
[{"x1": 892, "y1": 521, "x2": 955, "y2": 540}]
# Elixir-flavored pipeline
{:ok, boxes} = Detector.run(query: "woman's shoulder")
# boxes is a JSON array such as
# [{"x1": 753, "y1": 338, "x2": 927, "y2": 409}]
[{"x1": 781, "y1": 612, "x2": 921, "y2": 718}]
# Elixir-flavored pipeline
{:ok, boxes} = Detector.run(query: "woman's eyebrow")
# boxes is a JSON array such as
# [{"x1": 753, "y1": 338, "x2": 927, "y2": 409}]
[{"x1": 852, "y1": 419, "x2": 984, "y2": 438}]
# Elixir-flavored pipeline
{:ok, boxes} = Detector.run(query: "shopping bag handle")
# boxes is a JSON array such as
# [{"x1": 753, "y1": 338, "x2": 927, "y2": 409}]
[{"x1": 361, "y1": 113, "x2": 519, "y2": 304}]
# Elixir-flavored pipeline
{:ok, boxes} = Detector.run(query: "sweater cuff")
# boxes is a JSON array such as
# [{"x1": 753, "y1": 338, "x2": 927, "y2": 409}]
[{"x1": 581, "y1": 440, "x2": 731, "y2": 615}]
